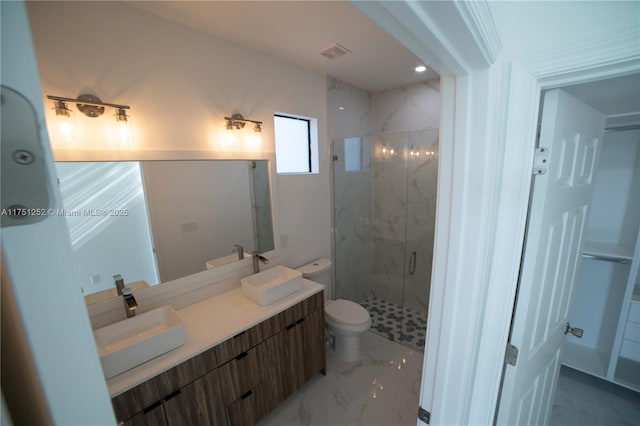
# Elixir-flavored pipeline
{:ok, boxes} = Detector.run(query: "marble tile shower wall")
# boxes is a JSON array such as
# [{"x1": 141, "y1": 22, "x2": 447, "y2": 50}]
[
  {"x1": 329, "y1": 77, "x2": 440, "y2": 313},
  {"x1": 333, "y1": 137, "x2": 372, "y2": 302},
  {"x1": 370, "y1": 83, "x2": 440, "y2": 313},
  {"x1": 401, "y1": 129, "x2": 438, "y2": 313},
  {"x1": 328, "y1": 77, "x2": 372, "y2": 303},
  {"x1": 371, "y1": 80, "x2": 441, "y2": 134},
  {"x1": 370, "y1": 129, "x2": 439, "y2": 312},
  {"x1": 371, "y1": 131, "x2": 408, "y2": 306}
]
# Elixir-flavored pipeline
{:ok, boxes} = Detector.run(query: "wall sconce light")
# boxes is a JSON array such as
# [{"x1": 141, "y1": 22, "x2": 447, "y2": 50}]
[
  {"x1": 50, "y1": 99, "x2": 76, "y2": 143},
  {"x1": 48, "y1": 94, "x2": 130, "y2": 120},
  {"x1": 225, "y1": 113, "x2": 262, "y2": 133},
  {"x1": 115, "y1": 107, "x2": 129, "y2": 123},
  {"x1": 53, "y1": 99, "x2": 72, "y2": 117},
  {"x1": 47, "y1": 94, "x2": 132, "y2": 144}
]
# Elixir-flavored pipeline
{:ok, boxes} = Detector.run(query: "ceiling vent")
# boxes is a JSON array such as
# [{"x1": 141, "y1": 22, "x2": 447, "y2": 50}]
[{"x1": 318, "y1": 43, "x2": 353, "y2": 60}]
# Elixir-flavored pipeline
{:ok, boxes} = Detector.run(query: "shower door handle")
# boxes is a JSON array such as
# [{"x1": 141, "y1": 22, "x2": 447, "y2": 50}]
[{"x1": 409, "y1": 251, "x2": 417, "y2": 275}]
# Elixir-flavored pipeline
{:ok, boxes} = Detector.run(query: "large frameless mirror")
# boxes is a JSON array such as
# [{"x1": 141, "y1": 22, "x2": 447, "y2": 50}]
[{"x1": 55, "y1": 159, "x2": 275, "y2": 304}]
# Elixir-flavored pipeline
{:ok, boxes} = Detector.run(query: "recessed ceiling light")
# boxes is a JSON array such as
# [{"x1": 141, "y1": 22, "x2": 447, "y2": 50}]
[
  {"x1": 415, "y1": 65, "x2": 427, "y2": 73},
  {"x1": 338, "y1": 107, "x2": 345, "y2": 110}
]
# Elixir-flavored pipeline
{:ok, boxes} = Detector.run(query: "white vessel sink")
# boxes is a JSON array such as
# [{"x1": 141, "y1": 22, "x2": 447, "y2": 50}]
[
  {"x1": 241, "y1": 265, "x2": 303, "y2": 306},
  {"x1": 94, "y1": 305, "x2": 186, "y2": 379},
  {"x1": 206, "y1": 253, "x2": 240, "y2": 269}
]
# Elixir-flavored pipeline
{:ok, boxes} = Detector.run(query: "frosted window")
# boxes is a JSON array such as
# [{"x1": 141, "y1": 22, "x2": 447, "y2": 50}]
[{"x1": 274, "y1": 114, "x2": 318, "y2": 174}]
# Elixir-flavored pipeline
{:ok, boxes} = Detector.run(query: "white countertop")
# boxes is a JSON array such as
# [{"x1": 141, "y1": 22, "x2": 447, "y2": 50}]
[{"x1": 106, "y1": 279, "x2": 323, "y2": 397}]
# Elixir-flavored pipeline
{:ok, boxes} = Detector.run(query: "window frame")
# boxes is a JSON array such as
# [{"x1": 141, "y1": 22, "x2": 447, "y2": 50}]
[{"x1": 274, "y1": 113, "x2": 316, "y2": 175}]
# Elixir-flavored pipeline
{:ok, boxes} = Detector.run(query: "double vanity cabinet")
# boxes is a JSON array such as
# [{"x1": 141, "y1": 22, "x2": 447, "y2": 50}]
[{"x1": 109, "y1": 290, "x2": 325, "y2": 425}]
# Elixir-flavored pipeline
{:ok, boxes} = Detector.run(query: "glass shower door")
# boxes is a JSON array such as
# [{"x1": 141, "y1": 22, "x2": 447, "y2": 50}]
[
  {"x1": 333, "y1": 129, "x2": 438, "y2": 350},
  {"x1": 333, "y1": 136, "x2": 372, "y2": 303},
  {"x1": 401, "y1": 128, "x2": 439, "y2": 348}
]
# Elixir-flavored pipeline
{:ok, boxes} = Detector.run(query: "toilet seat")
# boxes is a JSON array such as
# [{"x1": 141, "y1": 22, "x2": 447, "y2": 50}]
[{"x1": 325, "y1": 299, "x2": 370, "y2": 326}]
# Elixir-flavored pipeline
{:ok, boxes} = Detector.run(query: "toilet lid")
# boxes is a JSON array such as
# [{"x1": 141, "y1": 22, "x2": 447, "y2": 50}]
[{"x1": 325, "y1": 299, "x2": 370, "y2": 325}]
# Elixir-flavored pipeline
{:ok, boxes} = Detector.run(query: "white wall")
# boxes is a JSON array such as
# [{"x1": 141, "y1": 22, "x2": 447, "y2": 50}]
[
  {"x1": 26, "y1": 1, "x2": 331, "y2": 270},
  {"x1": 488, "y1": 1, "x2": 640, "y2": 58},
  {"x1": 1, "y1": 2, "x2": 115, "y2": 423}
]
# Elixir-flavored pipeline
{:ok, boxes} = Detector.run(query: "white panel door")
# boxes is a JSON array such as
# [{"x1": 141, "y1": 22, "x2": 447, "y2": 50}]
[{"x1": 496, "y1": 89, "x2": 605, "y2": 425}]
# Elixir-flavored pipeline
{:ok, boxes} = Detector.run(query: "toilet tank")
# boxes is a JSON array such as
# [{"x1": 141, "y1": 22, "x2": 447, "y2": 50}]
[{"x1": 296, "y1": 258, "x2": 332, "y2": 288}]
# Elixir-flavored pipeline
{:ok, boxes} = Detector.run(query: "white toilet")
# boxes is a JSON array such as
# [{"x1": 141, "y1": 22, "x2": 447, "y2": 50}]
[{"x1": 297, "y1": 258, "x2": 371, "y2": 362}]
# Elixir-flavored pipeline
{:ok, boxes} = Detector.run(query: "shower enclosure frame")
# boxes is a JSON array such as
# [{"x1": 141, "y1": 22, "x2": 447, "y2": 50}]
[{"x1": 332, "y1": 128, "x2": 439, "y2": 348}]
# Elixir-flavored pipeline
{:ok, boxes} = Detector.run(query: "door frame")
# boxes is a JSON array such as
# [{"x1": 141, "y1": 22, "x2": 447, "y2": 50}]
[
  {"x1": 356, "y1": 2, "x2": 640, "y2": 424},
  {"x1": 480, "y1": 30, "x2": 640, "y2": 424}
]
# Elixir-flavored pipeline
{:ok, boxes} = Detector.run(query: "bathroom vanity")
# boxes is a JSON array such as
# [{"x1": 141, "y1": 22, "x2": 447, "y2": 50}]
[{"x1": 106, "y1": 282, "x2": 325, "y2": 425}]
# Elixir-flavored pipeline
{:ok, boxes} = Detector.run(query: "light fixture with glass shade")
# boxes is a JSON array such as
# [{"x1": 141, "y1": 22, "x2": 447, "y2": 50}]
[
  {"x1": 47, "y1": 94, "x2": 132, "y2": 144},
  {"x1": 225, "y1": 113, "x2": 263, "y2": 145},
  {"x1": 225, "y1": 113, "x2": 262, "y2": 132}
]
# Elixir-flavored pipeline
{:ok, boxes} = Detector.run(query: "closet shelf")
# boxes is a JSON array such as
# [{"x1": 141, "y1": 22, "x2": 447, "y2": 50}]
[{"x1": 581, "y1": 241, "x2": 634, "y2": 262}]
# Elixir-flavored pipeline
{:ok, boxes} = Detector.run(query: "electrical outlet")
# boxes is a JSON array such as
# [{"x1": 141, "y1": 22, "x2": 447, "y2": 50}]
[
  {"x1": 181, "y1": 222, "x2": 198, "y2": 233},
  {"x1": 280, "y1": 234, "x2": 289, "y2": 248}
]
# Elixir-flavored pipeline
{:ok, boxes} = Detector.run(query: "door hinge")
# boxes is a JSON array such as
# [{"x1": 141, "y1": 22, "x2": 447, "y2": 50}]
[
  {"x1": 418, "y1": 406, "x2": 431, "y2": 424},
  {"x1": 505, "y1": 342, "x2": 519, "y2": 366},
  {"x1": 532, "y1": 147, "x2": 550, "y2": 175}
]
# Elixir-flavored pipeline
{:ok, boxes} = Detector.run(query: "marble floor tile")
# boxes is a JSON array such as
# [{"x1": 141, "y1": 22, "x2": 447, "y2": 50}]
[
  {"x1": 550, "y1": 366, "x2": 640, "y2": 426},
  {"x1": 258, "y1": 331, "x2": 424, "y2": 426}
]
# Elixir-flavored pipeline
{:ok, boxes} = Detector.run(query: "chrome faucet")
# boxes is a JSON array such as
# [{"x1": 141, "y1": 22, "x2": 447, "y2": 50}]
[
  {"x1": 234, "y1": 244, "x2": 244, "y2": 260},
  {"x1": 114, "y1": 274, "x2": 137, "y2": 318},
  {"x1": 114, "y1": 274, "x2": 125, "y2": 296},
  {"x1": 252, "y1": 252, "x2": 269, "y2": 273},
  {"x1": 121, "y1": 288, "x2": 138, "y2": 318}
]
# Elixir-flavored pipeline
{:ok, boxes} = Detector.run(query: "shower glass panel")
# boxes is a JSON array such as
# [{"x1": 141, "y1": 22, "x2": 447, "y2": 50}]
[
  {"x1": 333, "y1": 129, "x2": 438, "y2": 350},
  {"x1": 333, "y1": 136, "x2": 372, "y2": 304}
]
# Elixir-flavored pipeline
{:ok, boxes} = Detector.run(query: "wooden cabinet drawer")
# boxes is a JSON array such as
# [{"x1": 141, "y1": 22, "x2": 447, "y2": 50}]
[
  {"x1": 214, "y1": 328, "x2": 260, "y2": 366},
  {"x1": 111, "y1": 346, "x2": 218, "y2": 422},
  {"x1": 225, "y1": 381, "x2": 270, "y2": 426},
  {"x1": 122, "y1": 401, "x2": 166, "y2": 426},
  {"x1": 279, "y1": 291, "x2": 323, "y2": 327},
  {"x1": 215, "y1": 316, "x2": 280, "y2": 365},
  {"x1": 214, "y1": 291, "x2": 324, "y2": 365},
  {"x1": 163, "y1": 369, "x2": 228, "y2": 426},
  {"x1": 218, "y1": 344, "x2": 265, "y2": 406},
  {"x1": 112, "y1": 291, "x2": 325, "y2": 424},
  {"x1": 628, "y1": 301, "x2": 640, "y2": 324}
]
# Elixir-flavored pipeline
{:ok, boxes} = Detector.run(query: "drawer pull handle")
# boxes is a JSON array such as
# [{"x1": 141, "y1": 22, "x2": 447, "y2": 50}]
[
  {"x1": 233, "y1": 330, "x2": 247, "y2": 339},
  {"x1": 164, "y1": 390, "x2": 181, "y2": 401},
  {"x1": 143, "y1": 400, "x2": 162, "y2": 413},
  {"x1": 240, "y1": 390, "x2": 253, "y2": 400},
  {"x1": 296, "y1": 318, "x2": 305, "y2": 325},
  {"x1": 235, "y1": 351, "x2": 248, "y2": 361},
  {"x1": 286, "y1": 323, "x2": 296, "y2": 330}
]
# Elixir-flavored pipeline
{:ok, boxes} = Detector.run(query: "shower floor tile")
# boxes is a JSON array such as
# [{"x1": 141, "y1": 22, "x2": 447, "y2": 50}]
[{"x1": 360, "y1": 296, "x2": 427, "y2": 351}]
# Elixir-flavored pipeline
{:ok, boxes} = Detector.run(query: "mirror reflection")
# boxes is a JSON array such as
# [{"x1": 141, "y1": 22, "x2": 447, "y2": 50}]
[{"x1": 55, "y1": 160, "x2": 274, "y2": 304}]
